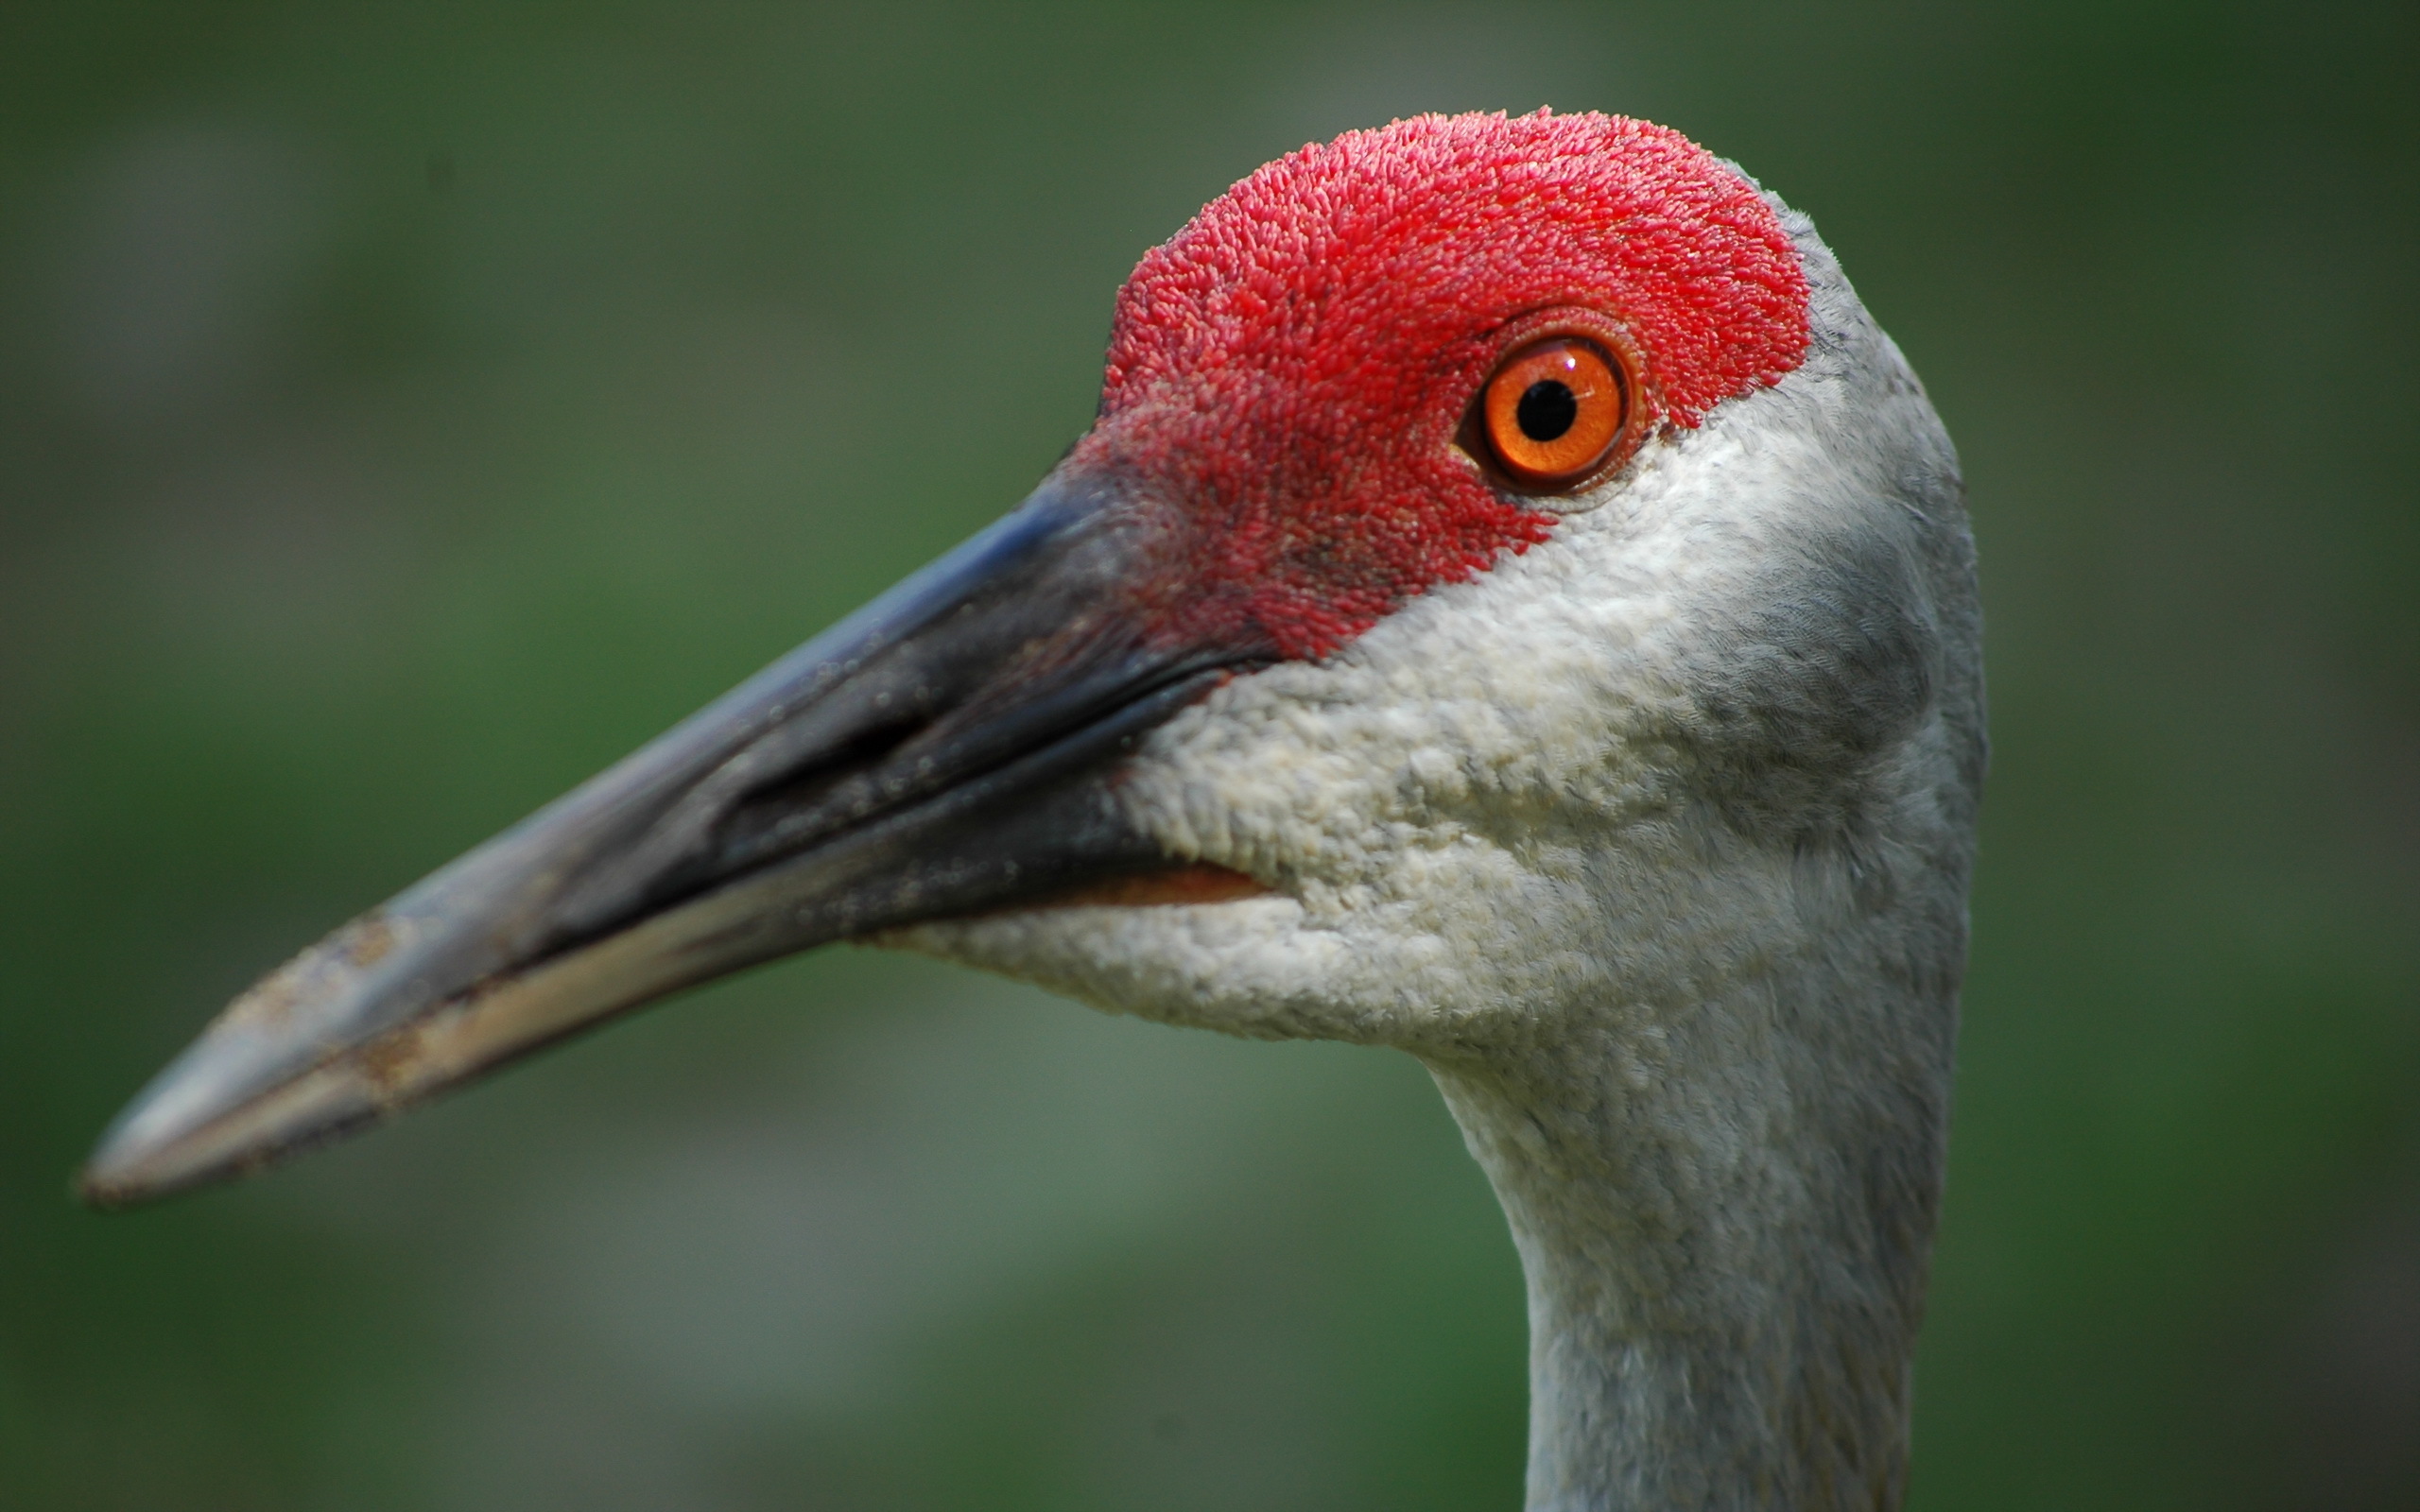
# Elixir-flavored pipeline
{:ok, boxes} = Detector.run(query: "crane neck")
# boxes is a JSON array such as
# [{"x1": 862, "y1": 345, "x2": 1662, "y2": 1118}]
[{"x1": 1424, "y1": 959, "x2": 1953, "y2": 1512}]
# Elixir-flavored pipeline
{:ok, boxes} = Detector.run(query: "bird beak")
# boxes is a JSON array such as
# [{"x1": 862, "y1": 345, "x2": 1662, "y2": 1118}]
[{"x1": 81, "y1": 468, "x2": 1266, "y2": 1207}]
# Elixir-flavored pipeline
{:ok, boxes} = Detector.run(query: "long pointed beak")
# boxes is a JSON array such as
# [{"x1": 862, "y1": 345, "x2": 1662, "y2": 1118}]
[{"x1": 82, "y1": 469, "x2": 1267, "y2": 1207}]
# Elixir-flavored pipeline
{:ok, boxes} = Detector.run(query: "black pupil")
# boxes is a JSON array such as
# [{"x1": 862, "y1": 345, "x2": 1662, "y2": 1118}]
[{"x1": 1516, "y1": 380, "x2": 1579, "y2": 442}]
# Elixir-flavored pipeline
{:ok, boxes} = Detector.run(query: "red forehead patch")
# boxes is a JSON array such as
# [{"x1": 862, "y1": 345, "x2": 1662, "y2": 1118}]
[{"x1": 1074, "y1": 111, "x2": 1808, "y2": 661}]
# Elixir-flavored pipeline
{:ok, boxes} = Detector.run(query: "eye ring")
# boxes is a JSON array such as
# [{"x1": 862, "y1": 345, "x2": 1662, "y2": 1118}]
[{"x1": 1479, "y1": 337, "x2": 1628, "y2": 490}]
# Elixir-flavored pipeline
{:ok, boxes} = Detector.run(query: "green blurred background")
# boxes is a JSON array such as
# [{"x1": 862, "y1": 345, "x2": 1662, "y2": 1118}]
[{"x1": 3, "y1": 3, "x2": 2413, "y2": 1508}]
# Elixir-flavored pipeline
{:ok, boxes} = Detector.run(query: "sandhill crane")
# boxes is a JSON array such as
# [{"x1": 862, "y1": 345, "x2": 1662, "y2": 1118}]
[{"x1": 83, "y1": 111, "x2": 1981, "y2": 1511}]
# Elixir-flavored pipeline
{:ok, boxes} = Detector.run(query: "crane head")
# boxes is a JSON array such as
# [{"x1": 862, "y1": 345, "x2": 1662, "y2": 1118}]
[{"x1": 81, "y1": 112, "x2": 1975, "y2": 1206}]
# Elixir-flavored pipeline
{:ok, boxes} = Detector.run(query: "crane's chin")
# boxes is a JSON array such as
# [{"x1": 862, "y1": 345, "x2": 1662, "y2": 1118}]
[{"x1": 1014, "y1": 863, "x2": 1270, "y2": 910}]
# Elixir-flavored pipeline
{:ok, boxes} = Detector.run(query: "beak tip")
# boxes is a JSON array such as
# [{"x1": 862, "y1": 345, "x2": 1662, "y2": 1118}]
[
  {"x1": 76, "y1": 1052, "x2": 279, "y2": 1211},
  {"x1": 76, "y1": 1120, "x2": 274, "y2": 1211},
  {"x1": 75, "y1": 1114, "x2": 182, "y2": 1210},
  {"x1": 75, "y1": 1078, "x2": 197, "y2": 1211},
  {"x1": 74, "y1": 1147, "x2": 157, "y2": 1211},
  {"x1": 74, "y1": 1166, "x2": 135, "y2": 1211}
]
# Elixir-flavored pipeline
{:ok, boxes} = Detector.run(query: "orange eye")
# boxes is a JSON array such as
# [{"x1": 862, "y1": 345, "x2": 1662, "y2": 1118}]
[{"x1": 1481, "y1": 337, "x2": 1626, "y2": 489}]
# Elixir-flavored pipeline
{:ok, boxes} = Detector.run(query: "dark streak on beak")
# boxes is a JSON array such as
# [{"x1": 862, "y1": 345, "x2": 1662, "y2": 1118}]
[{"x1": 81, "y1": 469, "x2": 1268, "y2": 1207}]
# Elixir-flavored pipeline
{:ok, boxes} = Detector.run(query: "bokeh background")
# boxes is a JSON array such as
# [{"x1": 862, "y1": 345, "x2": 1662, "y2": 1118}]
[{"x1": 3, "y1": 3, "x2": 2414, "y2": 1508}]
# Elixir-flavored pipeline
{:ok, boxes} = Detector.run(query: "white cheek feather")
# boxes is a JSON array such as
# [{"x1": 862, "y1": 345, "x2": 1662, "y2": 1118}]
[
  {"x1": 899, "y1": 365, "x2": 1835, "y2": 1047},
  {"x1": 901, "y1": 218, "x2": 1968, "y2": 1084}
]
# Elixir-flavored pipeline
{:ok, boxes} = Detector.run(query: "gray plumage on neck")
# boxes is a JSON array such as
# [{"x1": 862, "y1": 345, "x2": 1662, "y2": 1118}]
[{"x1": 1441, "y1": 215, "x2": 1977, "y2": 1512}]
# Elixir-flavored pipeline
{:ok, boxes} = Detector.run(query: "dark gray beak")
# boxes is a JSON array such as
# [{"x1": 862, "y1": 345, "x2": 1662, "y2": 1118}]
[{"x1": 80, "y1": 469, "x2": 1269, "y2": 1207}]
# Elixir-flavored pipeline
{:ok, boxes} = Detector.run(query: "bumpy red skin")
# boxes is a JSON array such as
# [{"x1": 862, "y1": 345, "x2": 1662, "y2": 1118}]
[{"x1": 1072, "y1": 111, "x2": 1811, "y2": 661}]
